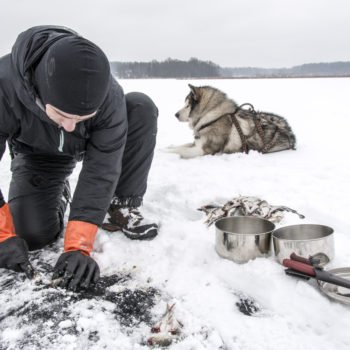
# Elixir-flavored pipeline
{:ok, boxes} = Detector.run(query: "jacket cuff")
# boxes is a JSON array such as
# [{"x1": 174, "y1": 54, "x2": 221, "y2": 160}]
[
  {"x1": 0, "y1": 203, "x2": 16, "y2": 243},
  {"x1": 64, "y1": 221, "x2": 98, "y2": 256},
  {"x1": 111, "y1": 196, "x2": 143, "y2": 208},
  {"x1": 0, "y1": 195, "x2": 5, "y2": 208}
]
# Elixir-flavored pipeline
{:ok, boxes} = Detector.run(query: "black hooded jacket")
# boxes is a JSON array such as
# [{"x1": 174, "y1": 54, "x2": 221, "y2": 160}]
[{"x1": 0, "y1": 26, "x2": 128, "y2": 225}]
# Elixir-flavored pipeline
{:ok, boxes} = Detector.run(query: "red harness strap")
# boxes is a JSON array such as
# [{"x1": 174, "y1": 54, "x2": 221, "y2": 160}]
[
  {"x1": 230, "y1": 113, "x2": 248, "y2": 153},
  {"x1": 253, "y1": 115, "x2": 279, "y2": 153}
]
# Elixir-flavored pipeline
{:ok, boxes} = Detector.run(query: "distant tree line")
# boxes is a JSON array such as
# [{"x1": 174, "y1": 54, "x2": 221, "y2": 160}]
[
  {"x1": 110, "y1": 59, "x2": 350, "y2": 78},
  {"x1": 110, "y1": 58, "x2": 220, "y2": 78},
  {"x1": 221, "y1": 61, "x2": 350, "y2": 77}
]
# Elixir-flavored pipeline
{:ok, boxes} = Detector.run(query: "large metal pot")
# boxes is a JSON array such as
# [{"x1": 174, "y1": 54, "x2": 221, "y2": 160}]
[
  {"x1": 215, "y1": 216, "x2": 275, "y2": 263},
  {"x1": 273, "y1": 224, "x2": 334, "y2": 265}
]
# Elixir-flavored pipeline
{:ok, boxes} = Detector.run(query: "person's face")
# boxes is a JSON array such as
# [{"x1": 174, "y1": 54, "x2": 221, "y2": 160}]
[{"x1": 45, "y1": 104, "x2": 97, "y2": 132}]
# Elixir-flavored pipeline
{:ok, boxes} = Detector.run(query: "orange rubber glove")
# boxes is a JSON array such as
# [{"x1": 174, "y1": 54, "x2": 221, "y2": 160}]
[
  {"x1": 0, "y1": 203, "x2": 17, "y2": 243},
  {"x1": 63, "y1": 220, "x2": 98, "y2": 256},
  {"x1": 53, "y1": 220, "x2": 99, "y2": 290},
  {"x1": 0, "y1": 203, "x2": 34, "y2": 279}
]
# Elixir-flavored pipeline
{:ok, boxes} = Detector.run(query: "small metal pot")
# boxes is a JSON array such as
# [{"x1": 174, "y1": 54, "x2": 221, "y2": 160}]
[
  {"x1": 273, "y1": 224, "x2": 334, "y2": 265},
  {"x1": 215, "y1": 216, "x2": 275, "y2": 263}
]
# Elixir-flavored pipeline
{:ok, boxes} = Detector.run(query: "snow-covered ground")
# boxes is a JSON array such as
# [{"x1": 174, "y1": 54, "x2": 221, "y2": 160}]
[{"x1": 1, "y1": 78, "x2": 350, "y2": 349}]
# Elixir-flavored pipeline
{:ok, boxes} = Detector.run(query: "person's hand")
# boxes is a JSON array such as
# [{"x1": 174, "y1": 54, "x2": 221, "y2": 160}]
[
  {"x1": 0, "y1": 236, "x2": 34, "y2": 279},
  {"x1": 52, "y1": 251, "x2": 100, "y2": 291}
]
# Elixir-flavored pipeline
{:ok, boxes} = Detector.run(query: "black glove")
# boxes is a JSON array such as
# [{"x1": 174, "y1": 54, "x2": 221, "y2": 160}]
[
  {"x1": 52, "y1": 251, "x2": 100, "y2": 291},
  {"x1": 0, "y1": 236, "x2": 34, "y2": 279}
]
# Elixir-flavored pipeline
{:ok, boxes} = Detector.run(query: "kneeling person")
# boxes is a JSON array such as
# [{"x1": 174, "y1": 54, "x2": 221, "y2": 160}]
[{"x1": 0, "y1": 26, "x2": 158, "y2": 290}]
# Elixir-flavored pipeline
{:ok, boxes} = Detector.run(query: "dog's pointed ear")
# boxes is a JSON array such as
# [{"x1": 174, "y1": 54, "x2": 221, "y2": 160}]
[{"x1": 188, "y1": 84, "x2": 200, "y2": 101}]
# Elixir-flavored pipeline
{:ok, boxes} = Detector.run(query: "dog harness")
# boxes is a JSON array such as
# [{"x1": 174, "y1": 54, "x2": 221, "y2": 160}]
[
  {"x1": 231, "y1": 104, "x2": 280, "y2": 153},
  {"x1": 196, "y1": 103, "x2": 279, "y2": 154}
]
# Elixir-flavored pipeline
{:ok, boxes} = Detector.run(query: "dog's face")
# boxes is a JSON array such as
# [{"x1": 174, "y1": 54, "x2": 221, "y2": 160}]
[{"x1": 175, "y1": 84, "x2": 199, "y2": 122}]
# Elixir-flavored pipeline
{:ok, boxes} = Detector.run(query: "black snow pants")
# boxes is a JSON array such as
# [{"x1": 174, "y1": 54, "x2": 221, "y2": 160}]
[{"x1": 8, "y1": 92, "x2": 158, "y2": 250}]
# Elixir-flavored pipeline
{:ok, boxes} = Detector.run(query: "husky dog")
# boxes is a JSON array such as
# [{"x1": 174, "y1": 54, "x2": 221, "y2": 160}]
[{"x1": 167, "y1": 85, "x2": 296, "y2": 159}]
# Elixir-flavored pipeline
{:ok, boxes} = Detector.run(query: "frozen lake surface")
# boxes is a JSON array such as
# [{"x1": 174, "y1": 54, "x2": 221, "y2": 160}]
[{"x1": 1, "y1": 78, "x2": 350, "y2": 349}]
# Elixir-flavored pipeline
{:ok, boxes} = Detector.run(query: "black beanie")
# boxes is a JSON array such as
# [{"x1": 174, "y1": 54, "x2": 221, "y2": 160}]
[{"x1": 34, "y1": 36, "x2": 110, "y2": 115}]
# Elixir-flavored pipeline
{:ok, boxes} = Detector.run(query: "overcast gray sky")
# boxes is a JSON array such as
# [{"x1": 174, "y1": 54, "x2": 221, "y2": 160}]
[{"x1": 1, "y1": 0, "x2": 349, "y2": 68}]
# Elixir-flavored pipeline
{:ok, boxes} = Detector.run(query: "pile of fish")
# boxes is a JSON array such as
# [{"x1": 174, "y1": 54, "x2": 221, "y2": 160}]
[{"x1": 198, "y1": 195, "x2": 305, "y2": 226}]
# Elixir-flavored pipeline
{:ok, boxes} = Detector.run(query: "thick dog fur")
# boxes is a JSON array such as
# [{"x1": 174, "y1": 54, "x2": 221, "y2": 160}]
[{"x1": 168, "y1": 85, "x2": 296, "y2": 159}]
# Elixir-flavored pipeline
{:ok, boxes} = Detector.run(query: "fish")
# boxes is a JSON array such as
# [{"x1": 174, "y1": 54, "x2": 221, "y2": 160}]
[
  {"x1": 147, "y1": 303, "x2": 183, "y2": 347},
  {"x1": 198, "y1": 196, "x2": 305, "y2": 226}
]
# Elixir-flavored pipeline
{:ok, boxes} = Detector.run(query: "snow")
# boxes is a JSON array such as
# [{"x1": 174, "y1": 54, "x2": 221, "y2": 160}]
[{"x1": 1, "y1": 78, "x2": 350, "y2": 349}]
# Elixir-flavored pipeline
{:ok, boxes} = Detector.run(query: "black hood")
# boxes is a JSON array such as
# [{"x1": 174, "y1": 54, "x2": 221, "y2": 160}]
[
  {"x1": 33, "y1": 35, "x2": 110, "y2": 115},
  {"x1": 10, "y1": 25, "x2": 78, "y2": 117}
]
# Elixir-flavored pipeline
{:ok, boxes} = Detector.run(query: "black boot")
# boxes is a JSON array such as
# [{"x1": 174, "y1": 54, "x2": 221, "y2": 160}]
[{"x1": 102, "y1": 197, "x2": 158, "y2": 240}]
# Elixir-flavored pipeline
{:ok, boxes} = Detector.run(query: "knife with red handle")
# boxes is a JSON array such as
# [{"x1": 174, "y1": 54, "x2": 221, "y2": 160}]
[{"x1": 283, "y1": 259, "x2": 350, "y2": 289}]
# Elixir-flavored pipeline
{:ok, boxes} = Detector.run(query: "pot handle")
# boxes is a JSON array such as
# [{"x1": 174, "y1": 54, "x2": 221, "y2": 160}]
[
  {"x1": 290, "y1": 253, "x2": 312, "y2": 265},
  {"x1": 282, "y1": 259, "x2": 316, "y2": 277}
]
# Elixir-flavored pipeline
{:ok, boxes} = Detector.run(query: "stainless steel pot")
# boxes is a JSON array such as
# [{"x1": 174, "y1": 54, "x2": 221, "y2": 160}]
[
  {"x1": 215, "y1": 216, "x2": 275, "y2": 263},
  {"x1": 273, "y1": 224, "x2": 334, "y2": 265}
]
